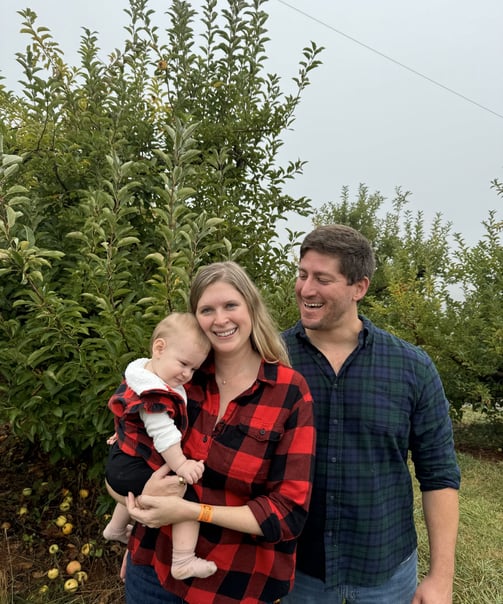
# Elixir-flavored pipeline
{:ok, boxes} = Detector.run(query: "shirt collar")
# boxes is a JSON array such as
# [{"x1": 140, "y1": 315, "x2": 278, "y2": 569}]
[
  {"x1": 194, "y1": 354, "x2": 277, "y2": 387},
  {"x1": 293, "y1": 316, "x2": 372, "y2": 348}
]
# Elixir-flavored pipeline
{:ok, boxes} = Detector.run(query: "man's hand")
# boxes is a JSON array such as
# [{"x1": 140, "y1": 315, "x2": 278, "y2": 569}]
[{"x1": 412, "y1": 573, "x2": 453, "y2": 603}]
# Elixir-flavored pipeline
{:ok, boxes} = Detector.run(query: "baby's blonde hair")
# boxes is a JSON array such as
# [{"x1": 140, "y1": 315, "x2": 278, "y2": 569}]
[{"x1": 150, "y1": 312, "x2": 210, "y2": 355}]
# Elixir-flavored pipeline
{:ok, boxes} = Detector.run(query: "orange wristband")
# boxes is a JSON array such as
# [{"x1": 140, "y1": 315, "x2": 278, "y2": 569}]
[{"x1": 197, "y1": 504, "x2": 213, "y2": 523}]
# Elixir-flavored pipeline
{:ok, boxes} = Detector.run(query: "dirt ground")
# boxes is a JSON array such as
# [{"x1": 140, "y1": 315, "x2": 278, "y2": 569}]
[{"x1": 0, "y1": 423, "x2": 125, "y2": 603}]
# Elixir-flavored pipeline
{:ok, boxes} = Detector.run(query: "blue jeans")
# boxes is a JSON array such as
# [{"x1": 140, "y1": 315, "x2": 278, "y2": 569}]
[
  {"x1": 281, "y1": 549, "x2": 417, "y2": 604},
  {"x1": 125, "y1": 554, "x2": 185, "y2": 603},
  {"x1": 125, "y1": 553, "x2": 280, "y2": 604}
]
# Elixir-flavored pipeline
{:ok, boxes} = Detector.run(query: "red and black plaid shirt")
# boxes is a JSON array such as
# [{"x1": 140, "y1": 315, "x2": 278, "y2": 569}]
[
  {"x1": 129, "y1": 359, "x2": 316, "y2": 603},
  {"x1": 108, "y1": 380, "x2": 188, "y2": 471}
]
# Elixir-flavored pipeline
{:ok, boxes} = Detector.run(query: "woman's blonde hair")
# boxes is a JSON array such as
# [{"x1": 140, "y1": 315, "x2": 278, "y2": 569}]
[{"x1": 189, "y1": 262, "x2": 290, "y2": 366}]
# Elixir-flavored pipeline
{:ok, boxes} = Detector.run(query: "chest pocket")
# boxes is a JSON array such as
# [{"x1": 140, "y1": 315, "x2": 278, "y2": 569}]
[
  {"x1": 210, "y1": 420, "x2": 284, "y2": 486},
  {"x1": 239, "y1": 423, "x2": 283, "y2": 442}
]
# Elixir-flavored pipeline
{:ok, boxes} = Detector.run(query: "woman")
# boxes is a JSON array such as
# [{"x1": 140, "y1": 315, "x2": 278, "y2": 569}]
[{"x1": 123, "y1": 261, "x2": 316, "y2": 603}]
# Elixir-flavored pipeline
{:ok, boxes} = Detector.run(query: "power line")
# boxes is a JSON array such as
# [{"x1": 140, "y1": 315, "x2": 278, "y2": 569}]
[{"x1": 276, "y1": 0, "x2": 503, "y2": 120}]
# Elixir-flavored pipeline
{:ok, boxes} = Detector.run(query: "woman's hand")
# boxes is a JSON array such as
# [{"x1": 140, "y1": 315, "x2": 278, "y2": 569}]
[
  {"x1": 142, "y1": 464, "x2": 187, "y2": 497},
  {"x1": 126, "y1": 492, "x2": 188, "y2": 528}
]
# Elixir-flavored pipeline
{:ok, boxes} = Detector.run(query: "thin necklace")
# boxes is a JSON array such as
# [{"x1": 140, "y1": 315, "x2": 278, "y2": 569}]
[
  {"x1": 216, "y1": 353, "x2": 261, "y2": 386},
  {"x1": 217, "y1": 368, "x2": 250, "y2": 385}
]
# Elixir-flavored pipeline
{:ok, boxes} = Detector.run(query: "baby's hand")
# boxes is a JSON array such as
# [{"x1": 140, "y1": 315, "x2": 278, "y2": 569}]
[
  {"x1": 176, "y1": 459, "x2": 205, "y2": 485},
  {"x1": 106, "y1": 432, "x2": 118, "y2": 445}
]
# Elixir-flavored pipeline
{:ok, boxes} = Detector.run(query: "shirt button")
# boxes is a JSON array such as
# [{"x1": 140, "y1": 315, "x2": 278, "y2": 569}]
[
  {"x1": 331, "y1": 457, "x2": 337, "y2": 463},
  {"x1": 332, "y1": 419, "x2": 338, "y2": 425},
  {"x1": 202, "y1": 435, "x2": 208, "y2": 443},
  {"x1": 259, "y1": 428, "x2": 266, "y2": 435}
]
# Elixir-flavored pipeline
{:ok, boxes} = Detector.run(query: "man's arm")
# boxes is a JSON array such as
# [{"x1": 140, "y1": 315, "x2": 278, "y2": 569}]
[{"x1": 413, "y1": 488, "x2": 459, "y2": 603}]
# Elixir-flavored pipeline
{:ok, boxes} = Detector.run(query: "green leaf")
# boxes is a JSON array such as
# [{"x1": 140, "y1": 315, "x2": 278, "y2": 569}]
[
  {"x1": 145, "y1": 252, "x2": 165, "y2": 265},
  {"x1": 117, "y1": 237, "x2": 140, "y2": 248},
  {"x1": 6, "y1": 206, "x2": 20, "y2": 229}
]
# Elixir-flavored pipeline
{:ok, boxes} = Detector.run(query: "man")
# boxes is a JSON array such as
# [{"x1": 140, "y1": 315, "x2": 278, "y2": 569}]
[{"x1": 282, "y1": 224, "x2": 460, "y2": 604}]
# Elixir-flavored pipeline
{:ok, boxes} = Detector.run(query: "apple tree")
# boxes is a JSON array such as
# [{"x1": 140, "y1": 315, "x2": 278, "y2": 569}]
[{"x1": 0, "y1": 0, "x2": 322, "y2": 463}]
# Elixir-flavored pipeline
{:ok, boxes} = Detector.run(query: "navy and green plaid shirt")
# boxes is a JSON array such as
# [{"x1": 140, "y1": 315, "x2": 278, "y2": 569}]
[{"x1": 282, "y1": 316, "x2": 460, "y2": 588}]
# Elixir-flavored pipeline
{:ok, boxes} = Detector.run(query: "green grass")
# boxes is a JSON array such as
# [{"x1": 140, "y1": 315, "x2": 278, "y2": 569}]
[{"x1": 414, "y1": 452, "x2": 503, "y2": 604}]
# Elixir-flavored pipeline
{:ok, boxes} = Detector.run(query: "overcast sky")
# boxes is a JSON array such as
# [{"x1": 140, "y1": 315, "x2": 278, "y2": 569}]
[{"x1": 2, "y1": 0, "x2": 502, "y2": 245}]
